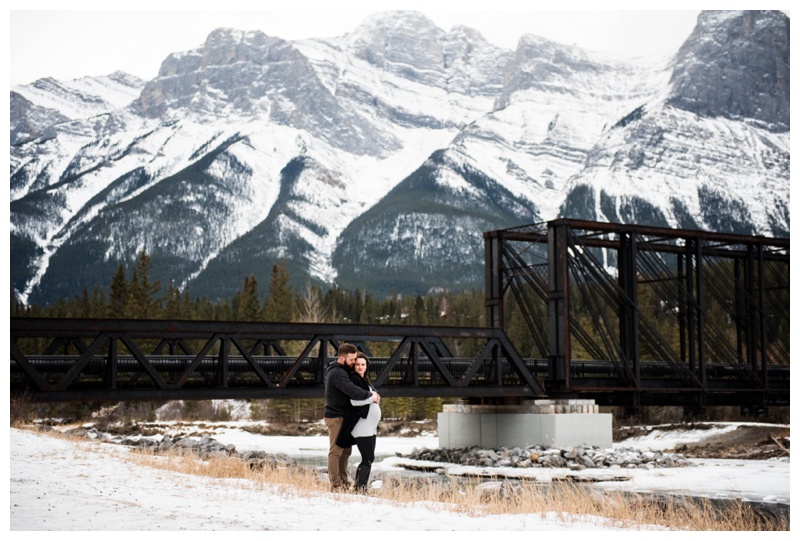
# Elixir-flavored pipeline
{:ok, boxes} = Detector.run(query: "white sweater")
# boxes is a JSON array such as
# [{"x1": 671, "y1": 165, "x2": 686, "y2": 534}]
[{"x1": 350, "y1": 384, "x2": 382, "y2": 438}]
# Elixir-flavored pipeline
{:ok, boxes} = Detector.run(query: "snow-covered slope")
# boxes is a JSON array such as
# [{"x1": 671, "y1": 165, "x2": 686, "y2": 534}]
[{"x1": 9, "y1": 10, "x2": 789, "y2": 304}]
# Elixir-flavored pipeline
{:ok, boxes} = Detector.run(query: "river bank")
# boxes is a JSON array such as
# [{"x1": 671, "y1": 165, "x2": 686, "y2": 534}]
[{"x1": 9, "y1": 423, "x2": 791, "y2": 531}]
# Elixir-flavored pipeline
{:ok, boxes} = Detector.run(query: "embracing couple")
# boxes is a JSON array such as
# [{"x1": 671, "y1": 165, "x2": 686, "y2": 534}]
[{"x1": 323, "y1": 343, "x2": 382, "y2": 493}]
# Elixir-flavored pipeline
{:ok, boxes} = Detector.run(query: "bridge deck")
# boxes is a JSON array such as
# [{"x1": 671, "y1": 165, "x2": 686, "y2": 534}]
[{"x1": 10, "y1": 317, "x2": 788, "y2": 407}]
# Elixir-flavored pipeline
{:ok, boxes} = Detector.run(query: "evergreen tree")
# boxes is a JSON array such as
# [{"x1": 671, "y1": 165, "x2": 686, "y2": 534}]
[
  {"x1": 384, "y1": 396, "x2": 414, "y2": 420},
  {"x1": 236, "y1": 275, "x2": 261, "y2": 321},
  {"x1": 192, "y1": 295, "x2": 215, "y2": 320},
  {"x1": 164, "y1": 280, "x2": 184, "y2": 319},
  {"x1": 78, "y1": 288, "x2": 91, "y2": 318},
  {"x1": 506, "y1": 297, "x2": 536, "y2": 358},
  {"x1": 425, "y1": 294, "x2": 439, "y2": 323},
  {"x1": 387, "y1": 289, "x2": 399, "y2": 322},
  {"x1": 182, "y1": 289, "x2": 193, "y2": 319},
  {"x1": 108, "y1": 264, "x2": 129, "y2": 318},
  {"x1": 410, "y1": 294, "x2": 426, "y2": 325},
  {"x1": 263, "y1": 258, "x2": 293, "y2": 322},
  {"x1": 323, "y1": 285, "x2": 346, "y2": 323},
  {"x1": 361, "y1": 291, "x2": 378, "y2": 324},
  {"x1": 269, "y1": 399, "x2": 296, "y2": 422},
  {"x1": 352, "y1": 288, "x2": 364, "y2": 323},
  {"x1": 214, "y1": 298, "x2": 232, "y2": 320},
  {"x1": 90, "y1": 286, "x2": 106, "y2": 318},
  {"x1": 129, "y1": 250, "x2": 161, "y2": 318}
]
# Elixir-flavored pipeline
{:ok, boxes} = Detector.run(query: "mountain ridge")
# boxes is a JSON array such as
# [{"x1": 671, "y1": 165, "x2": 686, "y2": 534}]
[{"x1": 9, "y1": 10, "x2": 789, "y2": 305}]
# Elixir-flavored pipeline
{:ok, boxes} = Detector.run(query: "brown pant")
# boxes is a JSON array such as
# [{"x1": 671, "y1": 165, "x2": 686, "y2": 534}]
[{"x1": 324, "y1": 416, "x2": 352, "y2": 490}]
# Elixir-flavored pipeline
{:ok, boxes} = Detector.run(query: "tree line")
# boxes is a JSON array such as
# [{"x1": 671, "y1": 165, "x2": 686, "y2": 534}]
[
  {"x1": 11, "y1": 250, "x2": 488, "y2": 423},
  {"x1": 11, "y1": 250, "x2": 486, "y2": 328}
]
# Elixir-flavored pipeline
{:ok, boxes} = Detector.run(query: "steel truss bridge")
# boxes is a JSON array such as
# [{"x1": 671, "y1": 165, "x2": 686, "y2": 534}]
[
  {"x1": 10, "y1": 219, "x2": 789, "y2": 412},
  {"x1": 485, "y1": 219, "x2": 789, "y2": 411}
]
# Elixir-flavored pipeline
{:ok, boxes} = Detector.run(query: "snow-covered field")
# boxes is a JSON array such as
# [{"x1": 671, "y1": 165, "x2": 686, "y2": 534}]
[{"x1": 7, "y1": 422, "x2": 790, "y2": 531}]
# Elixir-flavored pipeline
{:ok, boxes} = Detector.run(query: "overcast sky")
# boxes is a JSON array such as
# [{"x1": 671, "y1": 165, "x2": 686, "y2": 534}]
[{"x1": 7, "y1": 1, "x2": 713, "y2": 87}]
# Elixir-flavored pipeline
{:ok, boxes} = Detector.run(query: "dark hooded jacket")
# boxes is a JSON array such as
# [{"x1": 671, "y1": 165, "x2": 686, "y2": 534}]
[{"x1": 324, "y1": 361, "x2": 372, "y2": 418}]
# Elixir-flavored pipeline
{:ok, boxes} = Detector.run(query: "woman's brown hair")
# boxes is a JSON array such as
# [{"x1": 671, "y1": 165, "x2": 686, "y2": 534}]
[{"x1": 355, "y1": 351, "x2": 371, "y2": 384}]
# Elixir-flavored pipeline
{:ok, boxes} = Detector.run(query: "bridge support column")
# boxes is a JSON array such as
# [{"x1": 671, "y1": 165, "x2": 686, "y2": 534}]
[{"x1": 437, "y1": 399, "x2": 612, "y2": 449}]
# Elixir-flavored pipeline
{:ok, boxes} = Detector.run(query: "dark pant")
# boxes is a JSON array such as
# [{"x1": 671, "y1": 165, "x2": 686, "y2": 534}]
[{"x1": 353, "y1": 435, "x2": 376, "y2": 491}]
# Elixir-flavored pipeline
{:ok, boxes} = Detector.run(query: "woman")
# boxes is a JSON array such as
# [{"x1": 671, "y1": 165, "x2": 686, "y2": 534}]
[{"x1": 335, "y1": 352, "x2": 381, "y2": 492}]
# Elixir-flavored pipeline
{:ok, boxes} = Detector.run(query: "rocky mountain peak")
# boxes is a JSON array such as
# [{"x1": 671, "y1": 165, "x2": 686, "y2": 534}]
[
  {"x1": 667, "y1": 10, "x2": 789, "y2": 130},
  {"x1": 345, "y1": 10, "x2": 510, "y2": 93},
  {"x1": 9, "y1": 10, "x2": 789, "y2": 304},
  {"x1": 10, "y1": 91, "x2": 69, "y2": 146},
  {"x1": 104, "y1": 70, "x2": 145, "y2": 88},
  {"x1": 10, "y1": 71, "x2": 144, "y2": 151},
  {"x1": 133, "y1": 27, "x2": 294, "y2": 118},
  {"x1": 347, "y1": 11, "x2": 443, "y2": 62}
]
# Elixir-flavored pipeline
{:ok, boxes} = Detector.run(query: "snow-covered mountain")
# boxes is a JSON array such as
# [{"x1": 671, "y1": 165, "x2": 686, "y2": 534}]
[{"x1": 9, "y1": 10, "x2": 790, "y2": 305}]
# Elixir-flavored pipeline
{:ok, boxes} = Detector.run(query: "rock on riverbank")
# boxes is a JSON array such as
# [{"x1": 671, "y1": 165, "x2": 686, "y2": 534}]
[{"x1": 403, "y1": 444, "x2": 693, "y2": 471}]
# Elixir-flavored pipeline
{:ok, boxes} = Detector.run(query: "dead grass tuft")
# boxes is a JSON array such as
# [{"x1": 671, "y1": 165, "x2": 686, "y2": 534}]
[
  {"x1": 127, "y1": 446, "x2": 328, "y2": 498},
  {"x1": 10, "y1": 393, "x2": 45, "y2": 427},
  {"x1": 365, "y1": 475, "x2": 785, "y2": 530},
  {"x1": 128, "y1": 449, "x2": 785, "y2": 530}
]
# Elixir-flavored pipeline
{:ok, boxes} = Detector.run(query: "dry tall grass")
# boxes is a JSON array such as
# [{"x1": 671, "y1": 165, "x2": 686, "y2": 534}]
[
  {"x1": 123, "y1": 443, "x2": 785, "y2": 531},
  {"x1": 15, "y1": 426, "x2": 787, "y2": 531}
]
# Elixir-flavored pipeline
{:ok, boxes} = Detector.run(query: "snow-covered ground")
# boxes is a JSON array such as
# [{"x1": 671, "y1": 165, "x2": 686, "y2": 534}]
[{"x1": 7, "y1": 422, "x2": 790, "y2": 531}]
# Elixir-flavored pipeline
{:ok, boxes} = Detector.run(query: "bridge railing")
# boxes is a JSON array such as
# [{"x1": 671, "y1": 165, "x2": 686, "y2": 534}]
[{"x1": 10, "y1": 317, "x2": 547, "y2": 402}]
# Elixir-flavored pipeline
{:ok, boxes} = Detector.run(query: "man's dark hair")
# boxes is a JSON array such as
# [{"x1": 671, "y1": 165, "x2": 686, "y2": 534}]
[{"x1": 338, "y1": 343, "x2": 358, "y2": 357}]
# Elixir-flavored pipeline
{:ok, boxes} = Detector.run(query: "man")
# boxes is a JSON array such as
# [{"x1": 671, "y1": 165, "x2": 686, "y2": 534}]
[{"x1": 324, "y1": 343, "x2": 380, "y2": 491}]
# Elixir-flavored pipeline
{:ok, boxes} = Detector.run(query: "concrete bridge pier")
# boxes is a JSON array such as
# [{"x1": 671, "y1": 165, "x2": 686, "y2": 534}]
[{"x1": 437, "y1": 399, "x2": 612, "y2": 449}]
